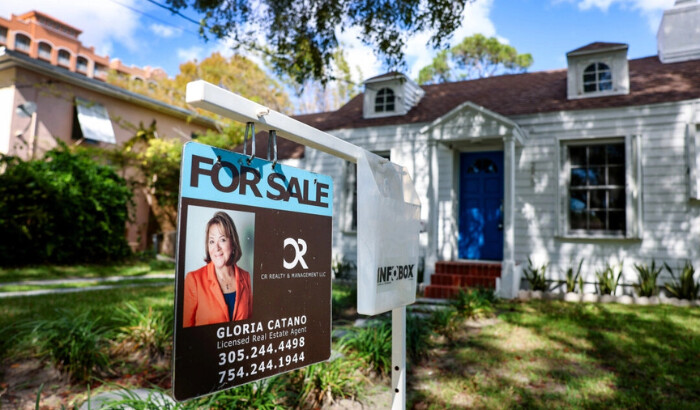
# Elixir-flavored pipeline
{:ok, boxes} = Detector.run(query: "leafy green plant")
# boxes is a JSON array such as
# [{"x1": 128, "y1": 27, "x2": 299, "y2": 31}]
[
  {"x1": 523, "y1": 257, "x2": 549, "y2": 291},
  {"x1": 406, "y1": 312, "x2": 432, "y2": 363},
  {"x1": 331, "y1": 256, "x2": 356, "y2": 280},
  {"x1": 451, "y1": 288, "x2": 494, "y2": 319},
  {"x1": 20, "y1": 310, "x2": 110, "y2": 382},
  {"x1": 331, "y1": 284, "x2": 357, "y2": 321},
  {"x1": 338, "y1": 321, "x2": 392, "y2": 375},
  {"x1": 664, "y1": 261, "x2": 699, "y2": 300},
  {"x1": 634, "y1": 260, "x2": 663, "y2": 297},
  {"x1": 430, "y1": 306, "x2": 460, "y2": 342},
  {"x1": 562, "y1": 259, "x2": 584, "y2": 293},
  {"x1": 291, "y1": 358, "x2": 364, "y2": 408},
  {"x1": 596, "y1": 262, "x2": 623, "y2": 295},
  {"x1": 100, "y1": 387, "x2": 180, "y2": 409},
  {"x1": 197, "y1": 377, "x2": 285, "y2": 409},
  {"x1": 0, "y1": 144, "x2": 132, "y2": 266},
  {"x1": 113, "y1": 303, "x2": 173, "y2": 357}
]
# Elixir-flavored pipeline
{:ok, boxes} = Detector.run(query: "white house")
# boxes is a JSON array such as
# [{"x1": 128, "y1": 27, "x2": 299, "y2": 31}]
[{"x1": 273, "y1": 0, "x2": 700, "y2": 298}]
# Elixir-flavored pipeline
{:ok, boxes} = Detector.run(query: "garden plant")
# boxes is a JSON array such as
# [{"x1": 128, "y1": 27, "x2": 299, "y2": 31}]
[
  {"x1": 634, "y1": 260, "x2": 663, "y2": 297},
  {"x1": 664, "y1": 261, "x2": 700, "y2": 300},
  {"x1": 596, "y1": 262, "x2": 623, "y2": 295},
  {"x1": 523, "y1": 257, "x2": 549, "y2": 291}
]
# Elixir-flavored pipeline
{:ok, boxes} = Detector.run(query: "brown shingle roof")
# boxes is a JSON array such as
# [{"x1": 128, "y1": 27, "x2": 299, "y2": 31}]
[
  {"x1": 254, "y1": 55, "x2": 700, "y2": 160},
  {"x1": 303, "y1": 56, "x2": 700, "y2": 132},
  {"x1": 567, "y1": 42, "x2": 627, "y2": 55}
]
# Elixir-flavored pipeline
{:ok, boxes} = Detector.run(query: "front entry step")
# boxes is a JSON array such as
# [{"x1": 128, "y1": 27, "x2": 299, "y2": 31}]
[{"x1": 423, "y1": 261, "x2": 502, "y2": 299}]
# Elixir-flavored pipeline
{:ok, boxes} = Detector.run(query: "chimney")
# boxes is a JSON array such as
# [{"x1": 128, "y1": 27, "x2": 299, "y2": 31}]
[{"x1": 658, "y1": 0, "x2": 700, "y2": 63}]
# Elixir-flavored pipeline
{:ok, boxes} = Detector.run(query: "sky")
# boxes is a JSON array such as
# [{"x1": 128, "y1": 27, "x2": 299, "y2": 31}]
[{"x1": 0, "y1": 0, "x2": 677, "y2": 87}]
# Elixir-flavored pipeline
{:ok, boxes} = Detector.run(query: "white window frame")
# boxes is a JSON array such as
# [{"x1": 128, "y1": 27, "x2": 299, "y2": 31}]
[
  {"x1": 688, "y1": 123, "x2": 700, "y2": 200},
  {"x1": 374, "y1": 88, "x2": 395, "y2": 113},
  {"x1": 582, "y1": 62, "x2": 612, "y2": 93},
  {"x1": 557, "y1": 135, "x2": 642, "y2": 239}
]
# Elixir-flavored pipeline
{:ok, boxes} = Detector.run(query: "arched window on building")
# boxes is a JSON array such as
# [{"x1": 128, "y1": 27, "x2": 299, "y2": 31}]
[
  {"x1": 57, "y1": 49, "x2": 71, "y2": 67},
  {"x1": 14, "y1": 33, "x2": 31, "y2": 53},
  {"x1": 374, "y1": 88, "x2": 395, "y2": 113},
  {"x1": 37, "y1": 42, "x2": 52, "y2": 61},
  {"x1": 76, "y1": 56, "x2": 89, "y2": 73},
  {"x1": 583, "y1": 63, "x2": 612, "y2": 93}
]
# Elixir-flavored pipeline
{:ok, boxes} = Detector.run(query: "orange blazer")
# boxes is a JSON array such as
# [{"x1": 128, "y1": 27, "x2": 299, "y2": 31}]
[{"x1": 183, "y1": 262, "x2": 253, "y2": 328}]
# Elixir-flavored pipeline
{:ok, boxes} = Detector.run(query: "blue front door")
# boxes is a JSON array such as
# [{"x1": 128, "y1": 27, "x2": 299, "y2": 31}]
[{"x1": 459, "y1": 151, "x2": 504, "y2": 260}]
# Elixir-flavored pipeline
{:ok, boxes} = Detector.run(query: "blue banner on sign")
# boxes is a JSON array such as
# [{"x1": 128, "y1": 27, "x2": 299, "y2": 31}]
[{"x1": 181, "y1": 142, "x2": 333, "y2": 216}]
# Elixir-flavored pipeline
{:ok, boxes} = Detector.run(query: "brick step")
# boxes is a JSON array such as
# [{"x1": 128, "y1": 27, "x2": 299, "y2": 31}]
[
  {"x1": 430, "y1": 274, "x2": 498, "y2": 288},
  {"x1": 435, "y1": 261, "x2": 502, "y2": 277}
]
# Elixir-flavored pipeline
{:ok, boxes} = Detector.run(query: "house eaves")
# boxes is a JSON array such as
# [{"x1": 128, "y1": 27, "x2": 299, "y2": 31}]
[
  {"x1": 0, "y1": 47, "x2": 218, "y2": 129},
  {"x1": 420, "y1": 100, "x2": 526, "y2": 145}
]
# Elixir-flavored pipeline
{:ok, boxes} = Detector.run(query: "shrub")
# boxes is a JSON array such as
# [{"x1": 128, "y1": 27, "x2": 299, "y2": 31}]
[
  {"x1": 562, "y1": 259, "x2": 584, "y2": 293},
  {"x1": 197, "y1": 376, "x2": 285, "y2": 409},
  {"x1": 331, "y1": 256, "x2": 356, "y2": 280},
  {"x1": 291, "y1": 359, "x2": 363, "y2": 408},
  {"x1": 634, "y1": 260, "x2": 662, "y2": 297},
  {"x1": 430, "y1": 306, "x2": 460, "y2": 342},
  {"x1": 113, "y1": 303, "x2": 173, "y2": 358},
  {"x1": 338, "y1": 321, "x2": 392, "y2": 375},
  {"x1": 596, "y1": 262, "x2": 623, "y2": 295},
  {"x1": 20, "y1": 310, "x2": 111, "y2": 382},
  {"x1": 406, "y1": 312, "x2": 432, "y2": 363},
  {"x1": 523, "y1": 257, "x2": 549, "y2": 291},
  {"x1": 451, "y1": 288, "x2": 494, "y2": 319},
  {"x1": 0, "y1": 145, "x2": 132, "y2": 265},
  {"x1": 664, "y1": 261, "x2": 699, "y2": 300}
]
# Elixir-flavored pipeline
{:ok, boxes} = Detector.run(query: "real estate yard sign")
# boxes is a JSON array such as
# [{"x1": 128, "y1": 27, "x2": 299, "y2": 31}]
[{"x1": 172, "y1": 141, "x2": 333, "y2": 401}]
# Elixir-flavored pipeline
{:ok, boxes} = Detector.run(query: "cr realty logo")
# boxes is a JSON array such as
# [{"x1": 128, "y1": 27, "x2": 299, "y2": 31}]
[{"x1": 283, "y1": 238, "x2": 308, "y2": 269}]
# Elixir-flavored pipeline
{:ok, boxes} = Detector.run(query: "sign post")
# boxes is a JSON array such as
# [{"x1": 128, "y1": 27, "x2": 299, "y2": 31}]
[{"x1": 184, "y1": 81, "x2": 421, "y2": 408}]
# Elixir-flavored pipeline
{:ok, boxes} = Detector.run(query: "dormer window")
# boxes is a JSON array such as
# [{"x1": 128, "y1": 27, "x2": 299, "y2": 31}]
[
  {"x1": 583, "y1": 63, "x2": 612, "y2": 93},
  {"x1": 375, "y1": 88, "x2": 395, "y2": 113},
  {"x1": 566, "y1": 42, "x2": 629, "y2": 100},
  {"x1": 362, "y1": 72, "x2": 425, "y2": 119}
]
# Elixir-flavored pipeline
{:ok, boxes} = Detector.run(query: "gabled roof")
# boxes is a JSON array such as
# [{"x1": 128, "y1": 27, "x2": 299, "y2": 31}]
[
  {"x1": 567, "y1": 42, "x2": 628, "y2": 56},
  {"x1": 300, "y1": 56, "x2": 700, "y2": 132}
]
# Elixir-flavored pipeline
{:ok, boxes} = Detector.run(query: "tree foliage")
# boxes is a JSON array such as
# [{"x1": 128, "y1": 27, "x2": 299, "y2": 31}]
[
  {"x1": 418, "y1": 34, "x2": 533, "y2": 85},
  {"x1": 0, "y1": 144, "x2": 132, "y2": 266},
  {"x1": 292, "y1": 48, "x2": 362, "y2": 114},
  {"x1": 107, "y1": 52, "x2": 291, "y2": 118},
  {"x1": 165, "y1": 0, "x2": 471, "y2": 84}
]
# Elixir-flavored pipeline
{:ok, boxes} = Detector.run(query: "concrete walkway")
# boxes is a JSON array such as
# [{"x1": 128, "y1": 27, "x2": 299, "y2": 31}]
[{"x1": 0, "y1": 274, "x2": 174, "y2": 298}]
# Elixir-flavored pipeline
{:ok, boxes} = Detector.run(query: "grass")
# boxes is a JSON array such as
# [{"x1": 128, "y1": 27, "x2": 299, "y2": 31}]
[
  {"x1": 408, "y1": 300, "x2": 700, "y2": 409},
  {"x1": 3, "y1": 264, "x2": 699, "y2": 408},
  {"x1": 0, "y1": 259, "x2": 175, "y2": 284},
  {"x1": 0, "y1": 278, "x2": 172, "y2": 293}
]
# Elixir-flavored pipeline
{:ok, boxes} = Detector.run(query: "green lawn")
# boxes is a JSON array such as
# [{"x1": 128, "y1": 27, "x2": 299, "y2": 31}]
[
  {"x1": 1, "y1": 271, "x2": 698, "y2": 409},
  {"x1": 0, "y1": 278, "x2": 173, "y2": 293},
  {"x1": 409, "y1": 300, "x2": 700, "y2": 409},
  {"x1": 0, "y1": 260, "x2": 174, "y2": 284}
]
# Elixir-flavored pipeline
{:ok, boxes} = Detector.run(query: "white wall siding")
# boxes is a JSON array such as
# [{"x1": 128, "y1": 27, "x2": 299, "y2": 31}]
[{"x1": 511, "y1": 101, "x2": 700, "y2": 293}]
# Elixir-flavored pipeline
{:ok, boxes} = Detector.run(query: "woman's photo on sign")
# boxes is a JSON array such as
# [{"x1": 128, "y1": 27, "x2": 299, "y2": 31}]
[{"x1": 182, "y1": 206, "x2": 255, "y2": 328}]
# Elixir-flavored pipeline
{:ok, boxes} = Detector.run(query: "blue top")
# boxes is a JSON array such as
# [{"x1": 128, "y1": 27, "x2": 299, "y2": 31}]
[{"x1": 223, "y1": 291, "x2": 236, "y2": 321}]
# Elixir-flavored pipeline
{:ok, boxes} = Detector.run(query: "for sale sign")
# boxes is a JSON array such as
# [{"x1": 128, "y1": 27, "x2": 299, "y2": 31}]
[{"x1": 172, "y1": 141, "x2": 332, "y2": 401}]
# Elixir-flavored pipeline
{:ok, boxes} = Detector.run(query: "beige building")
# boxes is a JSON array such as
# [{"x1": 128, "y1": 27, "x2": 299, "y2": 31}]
[{"x1": 0, "y1": 11, "x2": 218, "y2": 252}]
